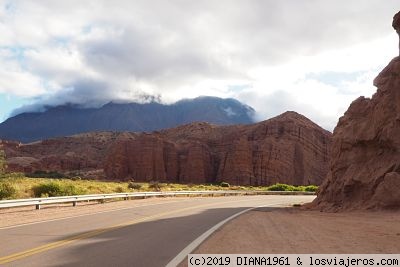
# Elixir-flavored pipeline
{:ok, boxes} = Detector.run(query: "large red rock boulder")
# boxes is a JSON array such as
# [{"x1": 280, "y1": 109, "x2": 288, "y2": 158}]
[{"x1": 312, "y1": 56, "x2": 400, "y2": 210}]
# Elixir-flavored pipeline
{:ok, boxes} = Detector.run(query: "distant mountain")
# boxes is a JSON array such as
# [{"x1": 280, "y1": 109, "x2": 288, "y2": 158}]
[{"x1": 0, "y1": 96, "x2": 255, "y2": 143}]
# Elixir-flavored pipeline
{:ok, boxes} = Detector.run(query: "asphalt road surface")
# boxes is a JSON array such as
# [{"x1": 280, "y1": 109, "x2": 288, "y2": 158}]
[{"x1": 0, "y1": 195, "x2": 314, "y2": 267}]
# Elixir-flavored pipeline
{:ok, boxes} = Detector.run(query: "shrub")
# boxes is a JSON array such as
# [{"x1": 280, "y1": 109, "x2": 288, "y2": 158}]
[
  {"x1": 0, "y1": 182, "x2": 16, "y2": 199},
  {"x1": 32, "y1": 182, "x2": 85, "y2": 197},
  {"x1": 70, "y1": 176, "x2": 82, "y2": 181},
  {"x1": 291, "y1": 186, "x2": 303, "y2": 191},
  {"x1": 0, "y1": 149, "x2": 6, "y2": 176},
  {"x1": 149, "y1": 181, "x2": 163, "y2": 191},
  {"x1": 304, "y1": 185, "x2": 318, "y2": 192},
  {"x1": 128, "y1": 182, "x2": 142, "y2": 190},
  {"x1": 220, "y1": 182, "x2": 230, "y2": 188},
  {"x1": 267, "y1": 183, "x2": 292, "y2": 191},
  {"x1": 115, "y1": 186, "x2": 125, "y2": 193},
  {"x1": 32, "y1": 182, "x2": 62, "y2": 197},
  {"x1": 26, "y1": 170, "x2": 65, "y2": 179}
]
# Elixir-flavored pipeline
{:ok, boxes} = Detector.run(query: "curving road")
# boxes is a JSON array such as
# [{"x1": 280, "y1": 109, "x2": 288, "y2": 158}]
[{"x1": 0, "y1": 195, "x2": 314, "y2": 267}]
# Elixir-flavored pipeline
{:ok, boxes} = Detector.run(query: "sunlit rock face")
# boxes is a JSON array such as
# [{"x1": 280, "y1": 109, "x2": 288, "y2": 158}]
[{"x1": 103, "y1": 111, "x2": 331, "y2": 185}]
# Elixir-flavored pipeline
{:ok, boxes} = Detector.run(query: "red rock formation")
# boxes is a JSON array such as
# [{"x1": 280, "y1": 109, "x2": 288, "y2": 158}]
[
  {"x1": 3, "y1": 112, "x2": 331, "y2": 185},
  {"x1": 312, "y1": 55, "x2": 400, "y2": 210},
  {"x1": 104, "y1": 134, "x2": 178, "y2": 182},
  {"x1": 104, "y1": 112, "x2": 331, "y2": 185},
  {"x1": 2, "y1": 133, "x2": 121, "y2": 178}
]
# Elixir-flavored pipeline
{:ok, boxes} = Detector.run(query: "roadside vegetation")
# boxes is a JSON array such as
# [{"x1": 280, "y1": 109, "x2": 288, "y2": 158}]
[
  {"x1": 0, "y1": 172, "x2": 318, "y2": 200},
  {"x1": 0, "y1": 149, "x2": 6, "y2": 175}
]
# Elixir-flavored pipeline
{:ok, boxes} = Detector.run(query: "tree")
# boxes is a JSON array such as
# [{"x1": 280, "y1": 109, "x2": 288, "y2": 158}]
[{"x1": 0, "y1": 149, "x2": 6, "y2": 176}]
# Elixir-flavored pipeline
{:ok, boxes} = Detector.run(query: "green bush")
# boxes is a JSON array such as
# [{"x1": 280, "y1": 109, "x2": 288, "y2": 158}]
[
  {"x1": 266, "y1": 183, "x2": 318, "y2": 192},
  {"x1": 290, "y1": 186, "x2": 303, "y2": 191},
  {"x1": 0, "y1": 182, "x2": 16, "y2": 199},
  {"x1": 128, "y1": 182, "x2": 142, "y2": 190},
  {"x1": 267, "y1": 183, "x2": 292, "y2": 191},
  {"x1": 220, "y1": 182, "x2": 230, "y2": 188},
  {"x1": 33, "y1": 182, "x2": 62, "y2": 197},
  {"x1": 32, "y1": 182, "x2": 85, "y2": 197},
  {"x1": 304, "y1": 185, "x2": 318, "y2": 192}
]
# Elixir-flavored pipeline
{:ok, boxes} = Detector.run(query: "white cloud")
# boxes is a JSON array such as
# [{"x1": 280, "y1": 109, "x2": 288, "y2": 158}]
[
  {"x1": 233, "y1": 34, "x2": 397, "y2": 130},
  {"x1": 0, "y1": 0, "x2": 399, "y2": 130},
  {"x1": 0, "y1": 48, "x2": 45, "y2": 97}
]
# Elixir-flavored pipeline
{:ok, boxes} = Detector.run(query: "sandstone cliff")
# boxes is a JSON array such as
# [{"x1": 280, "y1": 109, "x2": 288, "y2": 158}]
[
  {"x1": 312, "y1": 57, "x2": 400, "y2": 210},
  {"x1": 3, "y1": 112, "x2": 331, "y2": 185},
  {"x1": 311, "y1": 12, "x2": 400, "y2": 210}
]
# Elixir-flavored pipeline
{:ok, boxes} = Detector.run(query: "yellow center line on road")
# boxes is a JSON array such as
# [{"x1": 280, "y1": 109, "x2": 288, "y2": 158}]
[
  {"x1": 0, "y1": 198, "x2": 267, "y2": 265},
  {"x1": 0, "y1": 198, "x2": 191, "y2": 230}
]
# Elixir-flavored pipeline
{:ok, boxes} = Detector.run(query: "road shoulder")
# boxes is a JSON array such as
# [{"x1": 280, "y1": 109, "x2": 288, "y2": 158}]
[{"x1": 184, "y1": 207, "x2": 400, "y2": 265}]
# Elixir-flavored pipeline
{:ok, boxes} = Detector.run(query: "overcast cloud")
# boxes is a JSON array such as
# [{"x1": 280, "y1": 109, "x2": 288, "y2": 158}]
[{"x1": 0, "y1": 0, "x2": 399, "y2": 130}]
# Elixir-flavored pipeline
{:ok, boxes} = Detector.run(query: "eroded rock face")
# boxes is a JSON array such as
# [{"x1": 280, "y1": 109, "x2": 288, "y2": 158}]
[
  {"x1": 103, "y1": 112, "x2": 331, "y2": 185},
  {"x1": 312, "y1": 57, "x2": 400, "y2": 210},
  {"x1": 3, "y1": 112, "x2": 331, "y2": 185}
]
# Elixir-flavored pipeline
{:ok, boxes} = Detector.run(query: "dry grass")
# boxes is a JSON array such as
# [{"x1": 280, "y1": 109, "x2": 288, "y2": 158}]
[{"x1": 0, "y1": 173, "x2": 317, "y2": 200}]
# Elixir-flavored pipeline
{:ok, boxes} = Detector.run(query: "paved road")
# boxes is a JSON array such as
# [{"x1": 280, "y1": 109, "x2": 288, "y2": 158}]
[{"x1": 0, "y1": 195, "x2": 314, "y2": 267}]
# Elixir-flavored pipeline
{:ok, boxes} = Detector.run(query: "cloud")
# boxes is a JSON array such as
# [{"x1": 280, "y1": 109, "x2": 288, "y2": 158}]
[
  {"x1": 0, "y1": 47, "x2": 45, "y2": 97},
  {"x1": 0, "y1": 0, "x2": 399, "y2": 130}
]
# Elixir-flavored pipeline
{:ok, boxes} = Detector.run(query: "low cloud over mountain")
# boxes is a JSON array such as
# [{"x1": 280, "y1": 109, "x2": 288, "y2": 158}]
[{"x1": 0, "y1": 96, "x2": 255, "y2": 143}]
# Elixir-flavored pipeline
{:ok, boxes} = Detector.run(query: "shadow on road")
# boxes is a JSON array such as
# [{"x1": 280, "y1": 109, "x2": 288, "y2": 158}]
[{"x1": 44, "y1": 206, "x2": 278, "y2": 267}]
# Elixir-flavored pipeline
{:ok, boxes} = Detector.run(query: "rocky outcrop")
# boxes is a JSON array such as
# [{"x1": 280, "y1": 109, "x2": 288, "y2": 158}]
[
  {"x1": 3, "y1": 112, "x2": 331, "y2": 185},
  {"x1": 312, "y1": 55, "x2": 400, "y2": 210},
  {"x1": 103, "y1": 111, "x2": 331, "y2": 185}
]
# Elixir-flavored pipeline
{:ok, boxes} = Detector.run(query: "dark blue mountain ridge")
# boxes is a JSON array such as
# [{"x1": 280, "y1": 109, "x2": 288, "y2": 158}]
[{"x1": 0, "y1": 96, "x2": 255, "y2": 143}]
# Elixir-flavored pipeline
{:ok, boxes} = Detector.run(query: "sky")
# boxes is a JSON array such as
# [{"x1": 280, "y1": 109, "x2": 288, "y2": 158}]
[{"x1": 0, "y1": 1, "x2": 399, "y2": 130}]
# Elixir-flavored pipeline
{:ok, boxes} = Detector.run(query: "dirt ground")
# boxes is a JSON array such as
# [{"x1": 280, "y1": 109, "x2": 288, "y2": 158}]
[{"x1": 192, "y1": 207, "x2": 400, "y2": 255}]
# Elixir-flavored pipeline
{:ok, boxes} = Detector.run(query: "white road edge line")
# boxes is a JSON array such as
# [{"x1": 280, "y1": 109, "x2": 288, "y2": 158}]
[{"x1": 166, "y1": 202, "x2": 286, "y2": 267}]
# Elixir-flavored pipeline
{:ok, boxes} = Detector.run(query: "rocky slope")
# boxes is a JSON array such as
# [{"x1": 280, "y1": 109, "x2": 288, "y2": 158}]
[
  {"x1": 0, "y1": 96, "x2": 254, "y2": 143},
  {"x1": 2, "y1": 112, "x2": 331, "y2": 185},
  {"x1": 312, "y1": 59, "x2": 400, "y2": 210}
]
